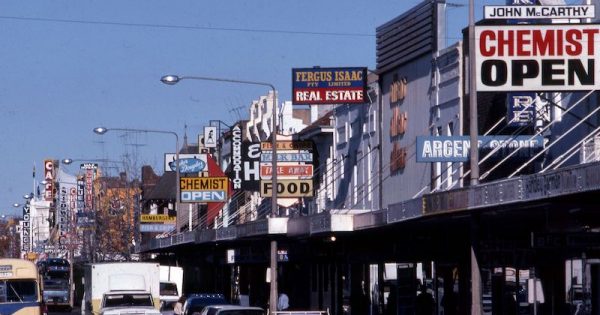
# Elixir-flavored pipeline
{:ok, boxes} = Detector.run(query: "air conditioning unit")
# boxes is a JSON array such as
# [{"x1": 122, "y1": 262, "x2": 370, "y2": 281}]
[{"x1": 580, "y1": 133, "x2": 600, "y2": 163}]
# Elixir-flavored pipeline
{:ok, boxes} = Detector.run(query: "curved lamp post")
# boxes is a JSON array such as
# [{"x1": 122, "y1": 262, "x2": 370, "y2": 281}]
[
  {"x1": 93, "y1": 127, "x2": 181, "y2": 228},
  {"x1": 161, "y1": 74, "x2": 279, "y2": 313}
]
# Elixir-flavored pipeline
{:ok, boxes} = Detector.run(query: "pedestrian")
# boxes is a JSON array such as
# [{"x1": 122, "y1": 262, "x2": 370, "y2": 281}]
[
  {"x1": 174, "y1": 295, "x2": 186, "y2": 315},
  {"x1": 277, "y1": 292, "x2": 289, "y2": 311},
  {"x1": 415, "y1": 284, "x2": 435, "y2": 315}
]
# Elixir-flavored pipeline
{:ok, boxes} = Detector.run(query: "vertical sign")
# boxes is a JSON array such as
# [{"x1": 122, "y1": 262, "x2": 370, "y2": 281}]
[
  {"x1": 21, "y1": 204, "x2": 31, "y2": 253},
  {"x1": 204, "y1": 126, "x2": 217, "y2": 148},
  {"x1": 81, "y1": 163, "x2": 98, "y2": 212},
  {"x1": 44, "y1": 160, "x2": 55, "y2": 202}
]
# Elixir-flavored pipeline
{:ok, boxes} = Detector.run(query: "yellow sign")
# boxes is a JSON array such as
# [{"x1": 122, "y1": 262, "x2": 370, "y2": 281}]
[
  {"x1": 180, "y1": 177, "x2": 228, "y2": 191},
  {"x1": 261, "y1": 141, "x2": 313, "y2": 150},
  {"x1": 260, "y1": 179, "x2": 313, "y2": 198},
  {"x1": 140, "y1": 214, "x2": 177, "y2": 223}
]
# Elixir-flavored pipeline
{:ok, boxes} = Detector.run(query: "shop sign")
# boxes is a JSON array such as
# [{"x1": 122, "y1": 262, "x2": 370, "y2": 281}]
[
  {"x1": 261, "y1": 141, "x2": 313, "y2": 150},
  {"x1": 229, "y1": 124, "x2": 261, "y2": 191},
  {"x1": 140, "y1": 224, "x2": 176, "y2": 233},
  {"x1": 260, "y1": 165, "x2": 313, "y2": 177},
  {"x1": 181, "y1": 190, "x2": 227, "y2": 202},
  {"x1": 164, "y1": 154, "x2": 207, "y2": 173},
  {"x1": 506, "y1": 93, "x2": 536, "y2": 127},
  {"x1": 140, "y1": 214, "x2": 176, "y2": 223},
  {"x1": 475, "y1": 24, "x2": 600, "y2": 91},
  {"x1": 260, "y1": 179, "x2": 314, "y2": 198},
  {"x1": 260, "y1": 152, "x2": 313, "y2": 163},
  {"x1": 44, "y1": 160, "x2": 54, "y2": 202},
  {"x1": 292, "y1": 67, "x2": 367, "y2": 105},
  {"x1": 484, "y1": 5, "x2": 594, "y2": 19},
  {"x1": 416, "y1": 135, "x2": 544, "y2": 162}
]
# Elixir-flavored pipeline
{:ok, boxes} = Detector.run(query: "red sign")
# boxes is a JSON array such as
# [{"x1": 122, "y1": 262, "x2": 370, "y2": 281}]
[{"x1": 260, "y1": 165, "x2": 313, "y2": 177}]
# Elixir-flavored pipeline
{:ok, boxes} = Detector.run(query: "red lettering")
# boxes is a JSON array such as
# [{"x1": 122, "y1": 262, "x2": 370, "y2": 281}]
[
  {"x1": 480, "y1": 30, "x2": 495, "y2": 57},
  {"x1": 516, "y1": 30, "x2": 530, "y2": 56},
  {"x1": 565, "y1": 29, "x2": 582, "y2": 56},
  {"x1": 583, "y1": 29, "x2": 598, "y2": 55}
]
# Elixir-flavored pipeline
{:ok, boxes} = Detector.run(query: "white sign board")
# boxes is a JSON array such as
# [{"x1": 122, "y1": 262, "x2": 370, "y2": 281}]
[
  {"x1": 475, "y1": 24, "x2": 600, "y2": 91},
  {"x1": 203, "y1": 126, "x2": 217, "y2": 148},
  {"x1": 484, "y1": 5, "x2": 595, "y2": 20}
]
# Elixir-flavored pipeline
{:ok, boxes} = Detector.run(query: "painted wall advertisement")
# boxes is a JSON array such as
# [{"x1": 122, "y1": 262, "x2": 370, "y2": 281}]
[{"x1": 292, "y1": 67, "x2": 368, "y2": 104}]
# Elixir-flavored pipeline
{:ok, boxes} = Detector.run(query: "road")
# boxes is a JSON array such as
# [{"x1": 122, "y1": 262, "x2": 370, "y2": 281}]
[{"x1": 49, "y1": 306, "x2": 80, "y2": 315}]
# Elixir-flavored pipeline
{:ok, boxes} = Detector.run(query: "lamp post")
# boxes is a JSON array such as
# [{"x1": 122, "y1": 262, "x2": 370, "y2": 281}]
[
  {"x1": 93, "y1": 127, "x2": 182, "y2": 230},
  {"x1": 161, "y1": 74, "x2": 280, "y2": 313}
]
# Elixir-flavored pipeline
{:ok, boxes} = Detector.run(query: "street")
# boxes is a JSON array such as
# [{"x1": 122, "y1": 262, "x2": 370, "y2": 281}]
[{"x1": 49, "y1": 307, "x2": 79, "y2": 315}]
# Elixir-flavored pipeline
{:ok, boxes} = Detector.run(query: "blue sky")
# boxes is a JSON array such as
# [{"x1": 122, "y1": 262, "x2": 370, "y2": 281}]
[{"x1": 0, "y1": 0, "x2": 503, "y2": 216}]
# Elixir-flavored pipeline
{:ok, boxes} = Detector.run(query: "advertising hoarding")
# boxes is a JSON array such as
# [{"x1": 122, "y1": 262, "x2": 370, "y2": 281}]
[{"x1": 292, "y1": 67, "x2": 367, "y2": 105}]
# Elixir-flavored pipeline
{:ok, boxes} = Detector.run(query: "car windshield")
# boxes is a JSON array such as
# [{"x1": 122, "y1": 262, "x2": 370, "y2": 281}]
[{"x1": 103, "y1": 293, "x2": 154, "y2": 308}]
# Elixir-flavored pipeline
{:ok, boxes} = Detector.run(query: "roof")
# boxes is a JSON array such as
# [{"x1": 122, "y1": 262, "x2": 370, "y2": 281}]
[
  {"x1": 296, "y1": 110, "x2": 334, "y2": 139},
  {"x1": 144, "y1": 171, "x2": 176, "y2": 201}
]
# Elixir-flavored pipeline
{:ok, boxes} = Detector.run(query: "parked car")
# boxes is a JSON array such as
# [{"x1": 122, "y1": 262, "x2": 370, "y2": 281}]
[
  {"x1": 182, "y1": 294, "x2": 228, "y2": 315},
  {"x1": 200, "y1": 305, "x2": 264, "y2": 315}
]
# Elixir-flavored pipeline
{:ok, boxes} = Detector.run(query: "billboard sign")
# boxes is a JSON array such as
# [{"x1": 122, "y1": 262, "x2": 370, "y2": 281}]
[
  {"x1": 484, "y1": 5, "x2": 594, "y2": 19},
  {"x1": 260, "y1": 179, "x2": 314, "y2": 198},
  {"x1": 164, "y1": 153, "x2": 208, "y2": 173},
  {"x1": 475, "y1": 24, "x2": 600, "y2": 91},
  {"x1": 416, "y1": 135, "x2": 544, "y2": 162},
  {"x1": 292, "y1": 67, "x2": 367, "y2": 105}
]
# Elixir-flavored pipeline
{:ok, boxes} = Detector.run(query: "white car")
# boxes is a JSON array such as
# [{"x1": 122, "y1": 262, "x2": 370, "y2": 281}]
[{"x1": 199, "y1": 305, "x2": 265, "y2": 315}]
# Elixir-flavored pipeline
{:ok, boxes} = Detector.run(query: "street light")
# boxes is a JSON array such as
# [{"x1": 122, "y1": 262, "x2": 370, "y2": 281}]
[
  {"x1": 161, "y1": 74, "x2": 280, "y2": 313},
  {"x1": 93, "y1": 127, "x2": 182, "y2": 229}
]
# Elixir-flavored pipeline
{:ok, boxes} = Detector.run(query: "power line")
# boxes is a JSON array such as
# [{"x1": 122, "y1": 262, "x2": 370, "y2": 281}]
[{"x1": 0, "y1": 15, "x2": 375, "y2": 38}]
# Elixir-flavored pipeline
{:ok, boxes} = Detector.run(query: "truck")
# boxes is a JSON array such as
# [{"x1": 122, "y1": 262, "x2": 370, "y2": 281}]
[
  {"x1": 38, "y1": 258, "x2": 73, "y2": 311},
  {"x1": 159, "y1": 265, "x2": 184, "y2": 311},
  {"x1": 82, "y1": 262, "x2": 161, "y2": 315}
]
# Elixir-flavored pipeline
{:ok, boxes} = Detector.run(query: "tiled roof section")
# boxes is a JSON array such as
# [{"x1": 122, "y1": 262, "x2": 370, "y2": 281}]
[
  {"x1": 298, "y1": 110, "x2": 333, "y2": 136},
  {"x1": 145, "y1": 171, "x2": 176, "y2": 201}
]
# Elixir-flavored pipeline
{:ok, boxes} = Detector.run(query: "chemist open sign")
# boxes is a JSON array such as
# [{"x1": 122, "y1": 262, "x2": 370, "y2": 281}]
[
  {"x1": 180, "y1": 177, "x2": 228, "y2": 191},
  {"x1": 475, "y1": 24, "x2": 600, "y2": 91},
  {"x1": 260, "y1": 179, "x2": 314, "y2": 198}
]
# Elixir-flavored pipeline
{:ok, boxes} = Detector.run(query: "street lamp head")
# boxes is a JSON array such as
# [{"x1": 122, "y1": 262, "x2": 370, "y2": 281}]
[
  {"x1": 13, "y1": 203, "x2": 20, "y2": 208},
  {"x1": 93, "y1": 127, "x2": 108, "y2": 135},
  {"x1": 160, "y1": 75, "x2": 181, "y2": 85},
  {"x1": 23, "y1": 194, "x2": 32, "y2": 200},
  {"x1": 62, "y1": 158, "x2": 73, "y2": 165}
]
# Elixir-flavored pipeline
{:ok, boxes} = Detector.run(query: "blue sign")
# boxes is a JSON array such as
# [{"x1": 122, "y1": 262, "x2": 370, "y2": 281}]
[
  {"x1": 507, "y1": 93, "x2": 537, "y2": 127},
  {"x1": 169, "y1": 158, "x2": 206, "y2": 173},
  {"x1": 140, "y1": 224, "x2": 176, "y2": 233},
  {"x1": 416, "y1": 135, "x2": 544, "y2": 162},
  {"x1": 260, "y1": 152, "x2": 313, "y2": 162}
]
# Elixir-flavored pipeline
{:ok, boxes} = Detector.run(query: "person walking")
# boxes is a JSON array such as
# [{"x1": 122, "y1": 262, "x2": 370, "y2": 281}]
[
  {"x1": 174, "y1": 295, "x2": 186, "y2": 315},
  {"x1": 277, "y1": 292, "x2": 289, "y2": 311}
]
